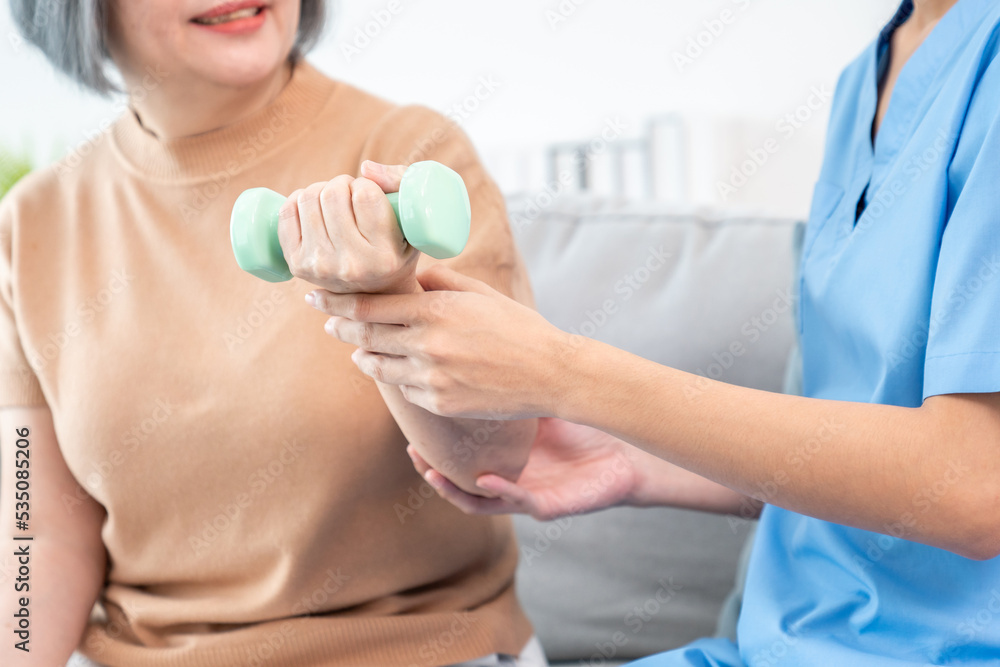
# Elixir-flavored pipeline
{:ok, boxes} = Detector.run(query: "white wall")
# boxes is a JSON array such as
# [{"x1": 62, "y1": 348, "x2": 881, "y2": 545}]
[{"x1": 0, "y1": 0, "x2": 900, "y2": 218}]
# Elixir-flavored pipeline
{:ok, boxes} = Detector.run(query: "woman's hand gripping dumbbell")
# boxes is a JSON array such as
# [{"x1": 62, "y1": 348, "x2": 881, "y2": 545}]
[{"x1": 230, "y1": 161, "x2": 471, "y2": 293}]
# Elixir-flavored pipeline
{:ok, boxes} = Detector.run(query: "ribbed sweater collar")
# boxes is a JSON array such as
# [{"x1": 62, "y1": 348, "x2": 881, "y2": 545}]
[{"x1": 111, "y1": 61, "x2": 336, "y2": 183}]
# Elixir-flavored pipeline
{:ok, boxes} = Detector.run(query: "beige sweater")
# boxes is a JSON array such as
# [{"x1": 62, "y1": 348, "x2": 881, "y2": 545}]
[{"x1": 0, "y1": 62, "x2": 533, "y2": 666}]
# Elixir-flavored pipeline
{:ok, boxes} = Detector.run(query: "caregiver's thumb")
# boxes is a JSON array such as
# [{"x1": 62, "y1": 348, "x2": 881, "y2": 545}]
[{"x1": 417, "y1": 264, "x2": 498, "y2": 296}]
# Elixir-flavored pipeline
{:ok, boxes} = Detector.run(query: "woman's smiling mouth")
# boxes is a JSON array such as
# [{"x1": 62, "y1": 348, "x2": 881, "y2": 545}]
[{"x1": 191, "y1": 2, "x2": 268, "y2": 33}]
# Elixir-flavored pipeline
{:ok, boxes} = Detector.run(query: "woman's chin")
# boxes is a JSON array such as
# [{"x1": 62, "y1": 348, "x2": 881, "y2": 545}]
[
  {"x1": 181, "y1": 22, "x2": 294, "y2": 89},
  {"x1": 190, "y1": 50, "x2": 292, "y2": 90}
]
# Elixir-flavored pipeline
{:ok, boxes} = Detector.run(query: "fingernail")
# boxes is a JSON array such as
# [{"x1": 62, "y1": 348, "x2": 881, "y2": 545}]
[
  {"x1": 363, "y1": 160, "x2": 386, "y2": 177},
  {"x1": 424, "y1": 472, "x2": 442, "y2": 489},
  {"x1": 304, "y1": 292, "x2": 315, "y2": 306},
  {"x1": 324, "y1": 317, "x2": 338, "y2": 334}
]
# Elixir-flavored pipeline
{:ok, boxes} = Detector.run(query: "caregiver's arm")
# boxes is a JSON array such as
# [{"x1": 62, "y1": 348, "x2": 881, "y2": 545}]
[
  {"x1": 565, "y1": 338, "x2": 1000, "y2": 561},
  {"x1": 0, "y1": 407, "x2": 106, "y2": 665},
  {"x1": 406, "y1": 418, "x2": 758, "y2": 521},
  {"x1": 317, "y1": 268, "x2": 999, "y2": 560}
]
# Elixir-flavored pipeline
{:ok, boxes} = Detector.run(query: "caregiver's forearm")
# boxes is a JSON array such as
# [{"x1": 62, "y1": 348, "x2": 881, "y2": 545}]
[
  {"x1": 376, "y1": 381, "x2": 537, "y2": 495},
  {"x1": 559, "y1": 338, "x2": 1000, "y2": 560}
]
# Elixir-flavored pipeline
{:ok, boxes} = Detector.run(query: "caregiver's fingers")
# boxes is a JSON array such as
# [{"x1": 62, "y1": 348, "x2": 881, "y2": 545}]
[
  {"x1": 307, "y1": 289, "x2": 426, "y2": 325},
  {"x1": 406, "y1": 445, "x2": 433, "y2": 477},
  {"x1": 325, "y1": 317, "x2": 413, "y2": 356},
  {"x1": 351, "y1": 348, "x2": 417, "y2": 385},
  {"x1": 423, "y1": 469, "x2": 512, "y2": 515},
  {"x1": 417, "y1": 264, "x2": 499, "y2": 297},
  {"x1": 360, "y1": 160, "x2": 406, "y2": 194},
  {"x1": 473, "y1": 474, "x2": 538, "y2": 516},
  {"x1": 409, "y1": 447, "x2": 533, "y2": 515}
]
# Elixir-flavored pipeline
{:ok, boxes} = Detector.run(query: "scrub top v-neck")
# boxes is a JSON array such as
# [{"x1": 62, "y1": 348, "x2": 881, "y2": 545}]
[{"x1": 632, "y1": 0, "x2": 1000, "y2": 664}]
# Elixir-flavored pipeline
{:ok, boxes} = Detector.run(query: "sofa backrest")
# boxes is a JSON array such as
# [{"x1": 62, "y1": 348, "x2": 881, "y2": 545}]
[{"x1": 507, "y1": 194, "x2": 802, "y2": 662}]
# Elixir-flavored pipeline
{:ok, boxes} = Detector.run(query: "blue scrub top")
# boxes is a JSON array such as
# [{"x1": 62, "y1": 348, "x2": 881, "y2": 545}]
[{"x1": 633, "y1": 0, "x2": 1000, "y2": 664}]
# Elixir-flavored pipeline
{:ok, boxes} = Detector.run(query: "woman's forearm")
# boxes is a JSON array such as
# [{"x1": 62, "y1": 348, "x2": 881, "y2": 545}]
[
  {"x1": 0, "y1": 534, "x2": 105, "y2": 665},
  {"x1": 0, "y1": 408, "x2": 106, "y2": 665},
  {"x1": 560, "y1": 337, "x2": 1000, "y2": 560},
  {"x1": 376, "y1": 381, "x2": 537, "y2": 495}
]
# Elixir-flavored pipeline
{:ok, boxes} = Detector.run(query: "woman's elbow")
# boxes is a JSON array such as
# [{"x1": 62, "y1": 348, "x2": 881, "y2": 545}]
[
  {"x1": 413, "y1": 418, "x2": 537, "y2": 495},
  {"x1": 473, "y1": 418, "x2": 537, "y2": 483}
]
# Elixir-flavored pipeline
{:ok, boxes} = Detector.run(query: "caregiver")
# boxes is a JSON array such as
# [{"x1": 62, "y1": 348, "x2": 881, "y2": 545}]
[{"x1": 313, "y1": 0, "x2": 1000, "y2": 663}]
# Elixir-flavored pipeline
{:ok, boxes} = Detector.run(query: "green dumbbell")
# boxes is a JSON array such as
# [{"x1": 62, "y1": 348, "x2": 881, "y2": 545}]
[{"x1": 230, "y1": 161, "x2": 472, "y2": 283}]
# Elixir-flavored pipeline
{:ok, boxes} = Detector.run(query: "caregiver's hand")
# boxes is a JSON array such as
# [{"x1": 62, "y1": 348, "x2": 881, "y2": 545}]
[
  {"x1": 277, "y1": 161, "x2": 420, "y2": 294},
  {"x1": 405, "y1": 418, "x2": 756, "y2": 520},
  {"x1": 310, "y1": 266, "x2": 577, "y2": 419},
  {"x1": 408, "y1": 418, "x2": 643, "y2": 520}
]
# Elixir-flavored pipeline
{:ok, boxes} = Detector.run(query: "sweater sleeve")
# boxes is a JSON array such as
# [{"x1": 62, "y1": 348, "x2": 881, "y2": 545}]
[
  {"x1": 0, "y1": 198, "x2": 46, "y2": 407},
  {"x1": 357, "y1": 105, "x2": 534, "y2": 306}
]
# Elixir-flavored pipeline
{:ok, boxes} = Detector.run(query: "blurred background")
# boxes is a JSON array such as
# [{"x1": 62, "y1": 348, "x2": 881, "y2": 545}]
[{"x1": 0, "y1": 0, "x2": 900, "y2": 219}]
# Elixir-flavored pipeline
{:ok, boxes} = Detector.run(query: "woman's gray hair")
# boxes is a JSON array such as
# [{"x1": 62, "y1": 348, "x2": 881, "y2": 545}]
[{"x1": 10, "y1": 0, "x2": 327, "y2": 95}]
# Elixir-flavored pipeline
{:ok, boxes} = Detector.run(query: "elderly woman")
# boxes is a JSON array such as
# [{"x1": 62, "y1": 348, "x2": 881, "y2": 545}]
[
  {"x1": 317, "y1": 0, "x2": 1000, "y2": 664},
  {"x1": 0, "y1": 2, "x2": 543, "y2": 666}
]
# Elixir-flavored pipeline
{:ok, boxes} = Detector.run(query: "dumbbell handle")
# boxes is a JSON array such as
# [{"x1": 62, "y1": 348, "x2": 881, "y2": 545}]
[{"x1": 230, "y1": 161, "x2": 471, "y2": 283}]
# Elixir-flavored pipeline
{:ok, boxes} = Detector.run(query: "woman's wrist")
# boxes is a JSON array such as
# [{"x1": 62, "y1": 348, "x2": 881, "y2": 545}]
[{"x1": 376, "y1": 270, "x2": 422, "y2": 295}]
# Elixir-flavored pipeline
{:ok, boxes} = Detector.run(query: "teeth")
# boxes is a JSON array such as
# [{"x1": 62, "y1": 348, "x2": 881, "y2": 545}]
[{"x1": 194, "y1": 7, "x2": 261, "y2": 25}]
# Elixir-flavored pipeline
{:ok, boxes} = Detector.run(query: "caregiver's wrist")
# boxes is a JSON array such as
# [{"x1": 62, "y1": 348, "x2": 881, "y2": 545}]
[
  {"x1": 549, "y1": 333, "x2": 604, "y2": 423},
  {"x1": 623, "y1": 465, "x2": 658, "y2": 509},
  {"x1": 553, "y1": 334, "x2": 658, "y2": 433}
]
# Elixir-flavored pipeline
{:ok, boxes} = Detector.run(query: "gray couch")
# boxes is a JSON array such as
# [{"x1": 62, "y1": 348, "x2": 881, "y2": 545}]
[{"x1": 507, "y1": 194, "x2": 802, "y2": 664}]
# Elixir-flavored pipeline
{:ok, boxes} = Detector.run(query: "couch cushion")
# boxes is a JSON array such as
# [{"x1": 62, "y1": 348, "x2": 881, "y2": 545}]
[{"x1": 507, "y1": 195, "x2": 801, "y2": 661}]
